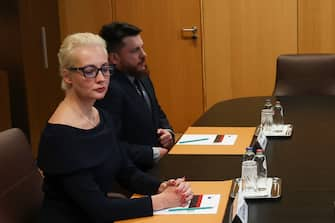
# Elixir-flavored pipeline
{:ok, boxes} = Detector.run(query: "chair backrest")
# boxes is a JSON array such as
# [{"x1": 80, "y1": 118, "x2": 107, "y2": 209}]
[
  {"x1": 0, "y1": 128, "x2": 43, "y2": 223},
  {"x1": 273, "y1": 54, "x2": 335, "y2": 96}
]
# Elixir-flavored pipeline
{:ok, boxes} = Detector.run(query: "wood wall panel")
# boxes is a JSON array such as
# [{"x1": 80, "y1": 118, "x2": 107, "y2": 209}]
[
  {"x1": 299, "y1": 0, "x2": 335, "y2": 53},
  {"x1": 203, "y1": 0, "x2": 298, "y2": 108},
  {"x1": 58, "y1": 0, "x2": 113, "y2": 39}
]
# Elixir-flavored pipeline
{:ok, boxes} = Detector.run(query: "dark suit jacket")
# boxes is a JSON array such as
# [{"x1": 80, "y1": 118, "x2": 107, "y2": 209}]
[{"x1": 95, "y1": 69, "x2": 173, "y2": 170}]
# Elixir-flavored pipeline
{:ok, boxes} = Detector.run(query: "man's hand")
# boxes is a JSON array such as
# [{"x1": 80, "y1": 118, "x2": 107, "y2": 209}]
[{"x1": 157, "y1": 128, "x2": 174, "y2": 149}]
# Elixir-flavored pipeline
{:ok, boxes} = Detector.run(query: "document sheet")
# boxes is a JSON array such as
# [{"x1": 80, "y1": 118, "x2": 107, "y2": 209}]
[
  {"x1": 177, "y1": 134, "x2": 238, "y2": 146},
  {"x1": 154, "y1": 194, "x2": 221, "y2": 215}
]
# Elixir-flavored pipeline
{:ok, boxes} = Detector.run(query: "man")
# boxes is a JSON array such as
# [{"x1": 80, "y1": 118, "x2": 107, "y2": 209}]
[{"x1": 96, "y1": 22, "x2": 175, "y2": 170}]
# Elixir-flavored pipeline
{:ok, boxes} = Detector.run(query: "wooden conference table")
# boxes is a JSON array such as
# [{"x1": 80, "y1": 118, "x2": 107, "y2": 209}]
[{"x1": 154, "y1": 96, "x2": 335, "y2": 223}]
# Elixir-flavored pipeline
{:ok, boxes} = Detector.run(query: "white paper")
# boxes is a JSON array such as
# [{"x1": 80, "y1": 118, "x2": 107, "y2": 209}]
[
  {"x1": 177, "y1": 134, "x2": 238, "y2": 145},
  {"x1": 231, "y1": 192, "x2": 248, "y2": 223},
  {"x1": 237, "y1": 194, "x2": 248, "y2": 223},
  {"x1": 256, "y1": 129, "x2": 268, "y2": 150},
  {"x1": 154, "y1": 194, "x2": 221, "y2": 215}
]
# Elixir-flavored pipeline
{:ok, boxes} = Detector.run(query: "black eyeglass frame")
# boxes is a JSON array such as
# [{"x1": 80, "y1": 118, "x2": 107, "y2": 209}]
[{"x1": 67, "y1": 64, "x2": 113, "y2": 78}]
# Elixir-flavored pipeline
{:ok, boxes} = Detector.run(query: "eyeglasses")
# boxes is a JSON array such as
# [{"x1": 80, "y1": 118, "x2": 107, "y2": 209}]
[{"x1": 67, "y1": 64, "x2": 112, "y2": 78}]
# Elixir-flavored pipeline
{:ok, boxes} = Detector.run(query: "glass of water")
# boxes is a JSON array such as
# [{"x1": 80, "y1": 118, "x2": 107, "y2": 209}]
[
  {"x1": 261, "y1": 109, "x2": 273, "y2": 131},
  {"x1": 241, "y1": 160, "x2": 257, "y2": 192}
]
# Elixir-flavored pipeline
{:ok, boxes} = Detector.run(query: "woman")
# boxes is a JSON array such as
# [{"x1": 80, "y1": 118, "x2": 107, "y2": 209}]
[{"x1": 37, "y1": 33, "x2": 193, "y2": 223}]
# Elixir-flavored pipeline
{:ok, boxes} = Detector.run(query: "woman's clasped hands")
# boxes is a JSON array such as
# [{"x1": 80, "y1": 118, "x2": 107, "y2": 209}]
[{"x1": 152, "y1": 177, "x2": 193, "y2": 211}]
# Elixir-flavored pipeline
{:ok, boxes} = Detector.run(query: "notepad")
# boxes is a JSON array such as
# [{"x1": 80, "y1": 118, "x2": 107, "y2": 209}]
[
  {"x1": 170, "y1": 127, "x2": 256, "y2": 155},
  {"x1": 115, "y1": 181, "x2": 232, "y2": 223},
  {"x1": 177, "y1": 134, "x2": 238, "y2": 145},
  {"x1": 154, "y1": 194, "x2": 221, "y2": 215}
]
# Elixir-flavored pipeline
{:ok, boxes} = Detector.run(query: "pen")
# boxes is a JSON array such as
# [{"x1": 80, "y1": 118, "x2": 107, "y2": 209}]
[
  {"x1": 168, "y1": 206, "x2": 213, "y2": 212},
  {"x1": 178, "y1": 138, "x2": 209, "y2": 144}
]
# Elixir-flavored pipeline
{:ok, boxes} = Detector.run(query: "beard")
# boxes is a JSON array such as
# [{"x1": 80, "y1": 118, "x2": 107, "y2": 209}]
[{"x1": 122, "y1": 61, "x2": 150, "y2": 78}]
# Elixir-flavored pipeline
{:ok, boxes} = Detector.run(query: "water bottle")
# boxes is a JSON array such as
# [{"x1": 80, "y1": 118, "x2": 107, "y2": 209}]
[
  {"x1": 254, "y1": 149, "x2": 268, "y2": 191},
  {"x1": 263, "y1": 99, "x2": 273, "y2": 110},
  {"x1": 273, "y1": 100, "x2": 284, "y2": 125},
  {"x1": 242, "y1": 147, "x2": 255, "y2": 161},
  {"x1": 261, "y1": 99, "x2": 273, "y2": 131}
]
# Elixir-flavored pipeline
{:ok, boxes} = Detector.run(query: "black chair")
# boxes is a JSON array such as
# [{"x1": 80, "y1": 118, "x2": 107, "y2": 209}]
[
  {"x1": 273, "y1": 54, "x2": 335, "y2": 96},
  {"x1": 0, "y1": 128, "x2": 43, "y2": 223}
]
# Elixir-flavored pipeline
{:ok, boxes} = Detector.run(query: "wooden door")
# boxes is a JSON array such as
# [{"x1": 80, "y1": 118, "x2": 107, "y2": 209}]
[
  {"x1": 0, "y1": 0, "x2": 31, "y2": 139},
  {"x1": 298, "y1": 0, "x2": 335, "y2": 53},
  {"x1": 58, "y1": 0, "x2": 113, "y2": 39},
  {"x1": 20, "y1": 0, "x2": 63, "y2": 154},
  {"x1": 203, "y1": 0, "x2": 298, "y2": 108},
  {"x1": 112, "y1": 0, "x2": 204, "y2": 133}
]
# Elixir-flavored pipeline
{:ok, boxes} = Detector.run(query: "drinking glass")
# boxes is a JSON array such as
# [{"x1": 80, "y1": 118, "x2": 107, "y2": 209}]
[
  {"x1": 241, "y1": 160, "x2": 257, "y2": 192},
  {"x1": 261, "y1": 109, "x2": 273, "y2": 131}
]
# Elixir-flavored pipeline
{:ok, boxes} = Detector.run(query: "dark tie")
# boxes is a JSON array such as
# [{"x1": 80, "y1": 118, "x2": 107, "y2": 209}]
[{"x1": 134, "y1": 79, "x2": 152, "y2": 111}]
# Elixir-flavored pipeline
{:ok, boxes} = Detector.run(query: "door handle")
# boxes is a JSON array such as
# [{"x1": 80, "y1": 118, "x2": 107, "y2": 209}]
[
  {"x1": 182, "y1": 26, "x2": 198, "y2": 39},
  {"x1": 41, "y1": 26, "x2": 49, "y2": 69}
]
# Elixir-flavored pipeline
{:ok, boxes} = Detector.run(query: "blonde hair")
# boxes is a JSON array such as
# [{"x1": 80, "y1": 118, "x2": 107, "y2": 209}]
[{"x1": 58, "y1": 32, "x2": 107, "y2": 90}]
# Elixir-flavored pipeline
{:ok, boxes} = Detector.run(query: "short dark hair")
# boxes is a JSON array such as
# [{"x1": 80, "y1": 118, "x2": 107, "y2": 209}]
[{"x1": 99, "y1": 22, "x2": 142, "y2": 53}]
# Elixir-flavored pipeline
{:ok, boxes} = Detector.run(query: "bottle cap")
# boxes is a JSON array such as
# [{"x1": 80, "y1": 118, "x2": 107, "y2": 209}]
[
  {"x1": 246, "y1": 146, "x2": 253, "y2": 151},
  {"x1": 256, "y1": 148, "x2": 263, "y2": 154},
  {"x1": 264, "y1": 99, "x2": 272, "y2": 109}
]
